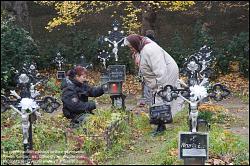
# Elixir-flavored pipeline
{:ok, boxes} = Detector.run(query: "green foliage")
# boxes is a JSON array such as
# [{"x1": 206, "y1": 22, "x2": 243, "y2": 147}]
[
  {"x1": 166, "y1": 21, "x2": 216, "y2": 71},
  {"x1": 46, "y1": 77, "x2": 61, "y2": 94},
  {"x1": 1, "y1": 12, "x2": 38, "y2": 87},
  {"x1": 1, "y1": 112, "x2": 27, "y2": 164},
  {"x1": 167, "y1": 20, "x2": 248, "y2": 78},
  {"x1": 132, "y1": 112, "x2": 151, "y2": 131},
  {"x1": 214, "y1": 47, "x2": 231, "y2": 75},
  {"x1": 198, "y1": 110, "x2": 213, "y2": 122},
  {"x1": 234, "y1": 152, "x2": 249, "y2": 165},
  {"x1": 61, "y1": 108, "x2": 135, "y2": 163},
  {"x1": 234, "y1": 92, "x2": 249, "y2": 104},
  {"x1": 108, "y1": 47, "x2": 136, "y2": 74},
  {"x1": 96, "y1": 94, "x2": 111, "y2": 104},
  {"x1": 227, "y1": 32, "x2": 249, "y2": 78},
  {"x1": 1, "y1": 12, "x2": 38, "y2": 89},
  {"x1": 167, "y1": 31, "x2": 193, "y2": 66},
  {"x1": 32, "y1": 114, "x2": 67, "y2": 150},
  {"x1": 209, "y1": 125, "x2": 248, "y2": 163},
  {"x1": 36, "y1": 28, "x2": 98, "y2": 70},
  {"x1": 213, "y1": 32, "x2": 249, "y2": 77},
  {"x1": 192, "y1": 20, "x2": 215, "y2": 50},
  {"x1": 36, "y1": 27, "x2": 136, "y2": 73}
]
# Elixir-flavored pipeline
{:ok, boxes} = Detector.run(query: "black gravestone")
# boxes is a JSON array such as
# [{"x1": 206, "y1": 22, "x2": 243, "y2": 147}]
[
  {"x1": 178, "y1": 132, "x2": 208, "y2": 159},
  {"x1": 57, "y1": 71, "x2": 66, "y2": 80},
  {"x1": 107, "y1": 65, "x2": 126, "y2": 82}
]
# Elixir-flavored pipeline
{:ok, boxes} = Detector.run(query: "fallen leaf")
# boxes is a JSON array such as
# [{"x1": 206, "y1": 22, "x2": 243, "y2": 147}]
[
  {"x1": 213, "y1": 159, "x2": 221, "y2": 165},
  {"x1": 129, "y1": 146, "x2": 135, "y2": 151},
  {"x1": 170, "y1": 148, "x2": 178, "y2": 156}
]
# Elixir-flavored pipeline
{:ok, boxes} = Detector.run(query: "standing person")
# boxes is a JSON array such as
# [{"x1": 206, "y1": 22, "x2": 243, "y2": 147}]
[
  {"x1": 139, "y1": 30, "x2": 158, "y2": 106},
  {"x1": 124, "y1": 34, "x2": 183, "y2": 135},
  {"x1": 61, "y1": 65, "x2": 105, "y2": 127},
  {"x1": 145, "y1": 29, "x2": 157, "y2": 43}
]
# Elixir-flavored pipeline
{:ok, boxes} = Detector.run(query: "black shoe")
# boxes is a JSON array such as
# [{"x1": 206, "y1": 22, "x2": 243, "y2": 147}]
[
  {"x1": 157, "y1": 124, "x2": 166, "y2": 132},
  {"x1": 151, "y1": 130, "x2": 165, "y2": 137},
  {"x1": 151, "y1": 129, "x2": 160, "y2": 137},
  {"x1": 151, "y1": 124, "x2": 165, "y2": 137},
  {"x1": 72, "y1": 114, "x2": 88, "y2": 124},
  {"x1": 69, "y1": 122, "x2": 80, "y2": 128}
]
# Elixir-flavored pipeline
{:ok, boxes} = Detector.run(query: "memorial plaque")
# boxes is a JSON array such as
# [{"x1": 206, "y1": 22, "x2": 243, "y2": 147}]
[
  {"x1": 107, "y1": 65, "x2": 126, "y2": 81},
  {"x1": 178, "y1": 132, "x2": 208, "y2": 159},
  {"x1": 57, "y1": 71, "x2": 65, "y2": 79},
  {"x1": 100, "y1": 74, "x2": 110, "y2": 84}
]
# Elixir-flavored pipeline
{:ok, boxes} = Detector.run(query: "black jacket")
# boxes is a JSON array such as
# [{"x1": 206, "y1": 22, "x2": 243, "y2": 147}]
[
  {"x1": 61, "y1": 78, "x2": 104, "y2": 119},
  {"x1": 145, "y1": 35, "x2": 157, "y2": 44}
]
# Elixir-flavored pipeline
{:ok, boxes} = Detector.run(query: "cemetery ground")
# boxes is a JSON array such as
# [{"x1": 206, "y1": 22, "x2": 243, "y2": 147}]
[
  {"x1": 1, "y1": 71, "x2": 249, "y2": 165},
  {"x1": 104, "y1": 94, "x2": 249, "y2": 165}
]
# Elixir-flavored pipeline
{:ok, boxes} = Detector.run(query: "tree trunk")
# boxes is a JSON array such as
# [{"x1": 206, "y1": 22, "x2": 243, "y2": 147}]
[
  {"x1": 1, "y1": 1, "x2": 32, "y2": 33},
  {"x1": 141, "y1": 4, "x2": 157, "y2": 36}
]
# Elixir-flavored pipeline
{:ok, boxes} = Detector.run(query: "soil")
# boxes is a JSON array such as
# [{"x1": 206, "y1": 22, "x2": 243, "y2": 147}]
[{"x1": 215, "y1": 95, "x2": 249, "y2": 143}]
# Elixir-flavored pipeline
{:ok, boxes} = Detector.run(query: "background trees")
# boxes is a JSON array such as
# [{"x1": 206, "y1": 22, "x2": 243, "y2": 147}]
[{"x1": 1, "y1": 1, "x2": 249, "y2": 90}]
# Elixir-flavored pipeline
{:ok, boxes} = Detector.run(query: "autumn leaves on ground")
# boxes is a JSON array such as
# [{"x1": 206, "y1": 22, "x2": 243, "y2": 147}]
[
  {"x1": 1, "y1": 70, "x2": 249, "y2": 165},
  {"x1": 81, "y1": 71, "x2": 249, "y2": 165}
]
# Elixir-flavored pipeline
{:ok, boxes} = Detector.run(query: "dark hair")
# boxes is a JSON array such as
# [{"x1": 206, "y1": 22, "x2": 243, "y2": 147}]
[
  {"x1": 145, "y1": 30, "x2": 156, "y2": 42},
  {"x1": 67, "y1": 65, "x2": 87, "y2": 78},
  {"x1": 146, "y1": 34, "x2": 156, "y2": 42}
]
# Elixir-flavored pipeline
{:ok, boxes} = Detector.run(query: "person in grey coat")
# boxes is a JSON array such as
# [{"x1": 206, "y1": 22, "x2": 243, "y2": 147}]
[
  {"x1": 138, "y1": 30, "x2": 158, "y2": 105},
  {"x1": 124, "y1": 34, "x2": 184, "y2": 134}
]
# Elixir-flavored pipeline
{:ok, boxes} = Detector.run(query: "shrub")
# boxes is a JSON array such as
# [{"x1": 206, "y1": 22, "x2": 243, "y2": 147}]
[
  {"x1": 1, "y1": 11, "x2": 38, "y2": 89},
  {"x1": 226, "y1": 32, "x2": 249, "y2": 78}
]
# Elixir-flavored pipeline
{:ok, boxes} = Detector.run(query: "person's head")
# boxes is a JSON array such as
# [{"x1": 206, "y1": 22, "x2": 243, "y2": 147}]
[
  {"x1": 124, "y1": 34, "x2": 144, "y2": 53},
  {"x1": 124, "y1": 34, "x2": 151, "y2": 65},
  {"x1": 124, "y1": 34, "x2": 150, "y2": 66},
  {"x1": 145, "y1": 30, "x2": 156, "y2": 41},
  {"x1": 67, "y1": 65, "x2": 87, "y2": 83},
  {"x1": 145, "y1": 30, "x2": 155, "y2": 37}
]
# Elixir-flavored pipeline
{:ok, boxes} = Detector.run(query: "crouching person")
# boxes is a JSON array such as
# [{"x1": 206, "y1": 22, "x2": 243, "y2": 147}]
[{"x1": 61, "y1": 65, "x2": 105, "y2": 128}]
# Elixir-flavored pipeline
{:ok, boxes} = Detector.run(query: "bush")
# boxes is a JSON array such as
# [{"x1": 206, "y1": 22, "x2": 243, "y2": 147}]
[
  {"x1": 36, "y1": 27, "x2": 136, "y2": 74},
  {"x1": 167, "y1": 31, "x2": 192, "y2": 66},
  {"x1": 213, "y1": 32, "x2": 249, "y2": 78},
  {"x1": 36, "y1": 29, "x2": 98, "y2": 70},
  {"x1": 227, "y1": 32, "x2": 249, "y2": 78},
  {"x1": 198, "y1": 110, "x2": 213, "y2": 122},
  {"x1": 1, "y1": 12, "x2": 38, "y2": 89},
  {"x1": 170, "y1": 20, "x2": 249, "y2": 79},
  {"x1": 192, "y1": 20, "x2": 215, "y2": 50},
  {"x1": 45, "y1": 77, "x2": 61, "y2": 98}
]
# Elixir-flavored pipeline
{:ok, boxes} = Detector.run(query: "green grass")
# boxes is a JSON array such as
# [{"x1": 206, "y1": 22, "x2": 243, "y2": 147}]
[
  {"x1": 1, "y1": 105, "x2": 249, "y2": 165},
  {"x1": 209, "y1": 125, "x2": 249, "y2": 165},
  {"x1": 147, "y1": 109, "x2": 189, "y2": 165},
  {"x1": 103, "y1": 107, "x2": 249, "y2": 165},
  {"x1": 95, "y1": 94, "x2": 111, "y2": 104},
  {"x1": 233, "y1": 92, "x2": 249, "y2": 104},
  {"x1": 102, "y1": 109, "x2": 189, "y2": 165},
  {"x1": 158, "y1": 108, "x2": 249, "y2": 165}
]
